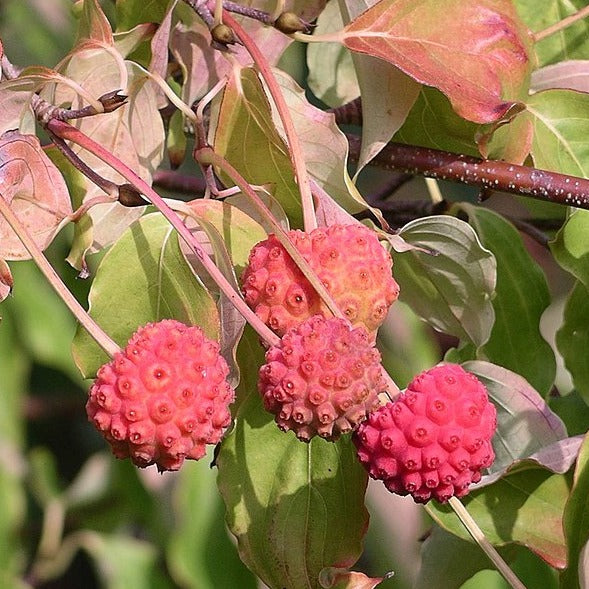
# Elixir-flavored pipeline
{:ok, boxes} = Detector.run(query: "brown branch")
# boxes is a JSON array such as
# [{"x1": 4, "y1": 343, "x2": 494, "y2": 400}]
[
  {"x1": 152, "y1": 169, "x2": 207, "y2": 195},
  {"x1": 346, "y1": 134, "x2": 589, "y2": 211}
]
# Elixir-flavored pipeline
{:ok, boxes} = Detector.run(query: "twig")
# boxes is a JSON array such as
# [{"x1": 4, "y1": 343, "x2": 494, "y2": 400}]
[
  {"x1": 346, "y1": 134, "x2": 589, "y2": 211},
  {"x1": 533, "y1": 5, "x2": 589, "y2": 43},
  {"x1": 0, "y1": 194, "x2": 120, "y2": 358},
  {"x1": 153, "y1": 170, "x2": 207, "y2": 195},
  {"x1": 223, "y1": 1, "x2": 273, "y2": 24},
  {"x1": 448, "y1": 497, "x2": 527, "y2": 589},
  {"x1": 46, "y1": 118, "x2": 281, "y2": 348}
]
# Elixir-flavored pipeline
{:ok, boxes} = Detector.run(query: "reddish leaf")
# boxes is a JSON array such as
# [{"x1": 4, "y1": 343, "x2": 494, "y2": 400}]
[
  {"x1": 319, "y1": 568, "x2": 386, "y2": 589},
  {"x1": 0, "y1": 258, "x2": 13, "y2": 302},
  {"x1": 0, "y1": 131, "x2": 72, "y2": 260},
  {"x1": 342, "y1": 0, "x2": 533, "y2": 123}
]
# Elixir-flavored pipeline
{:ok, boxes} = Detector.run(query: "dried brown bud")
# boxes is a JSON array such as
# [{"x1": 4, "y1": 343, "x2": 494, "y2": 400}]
[{"x1": 118, "y1": 184, "x2": 147, "y2": 207}]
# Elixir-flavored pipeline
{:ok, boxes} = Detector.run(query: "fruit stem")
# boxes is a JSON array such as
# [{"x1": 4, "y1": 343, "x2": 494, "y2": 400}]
[
  {"x1": 0, "y1": 193, "x2": 121, "y2": 358},
  {"x1": 46, "y1": 118, "x2": 281, "y2": 348},
  {"x1": 448, "y1": 496, "x2": 528, "y2": 589},
  {"x1": 533, "y1": 5, "x2": 589, "y2": 43},
  {"x1": 222, "y1": 11, "x2": 317, "y2": 232},
  {"x1": 196, "y1": 146, "x2": 345, "y2": 322}
]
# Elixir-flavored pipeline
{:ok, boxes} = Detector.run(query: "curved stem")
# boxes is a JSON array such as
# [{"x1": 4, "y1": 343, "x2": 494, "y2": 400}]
[
  {"x1": 223, "y1": 11, "x2": 317, "y2": 231},
  {"x1": 0, "y1": 194, "x2": 120, "y2": 358},
  {"x1": 448, "y1": 497, "x2": 527, "y2": 589},
  {"x1": 196, "y1": 147, "x2": 345, "y2": 321},
  {"x1": 533, "y1": 5, "x2": 589, "y2": 43},
  {"x1": 46, "y1": 118, "x2": 280, "y2": 348}
]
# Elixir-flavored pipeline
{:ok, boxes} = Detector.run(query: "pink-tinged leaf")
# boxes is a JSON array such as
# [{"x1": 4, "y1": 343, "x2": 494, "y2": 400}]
[
  {"x1": 462, "y1": 361, "x2": 567, "y2": 481},
  {"x1": 149, "y1": 0, "x2": 178, "y2": 108},
  {"x1": 531, "y1": 59, "x2": 589, "y2": 93},
  {"x1": 342, "y1": 0, "x2": 533, "y2": 123},
  {"x1": 0, "y1": 85, "x2": 35, "y2": 137},
  {"x1": 339, "y1": 0, "x2": 420, "y2": 175},
  {"x1": 319, "y1": 568, "x2": 386, "y2": 589},
  {"x1": 114, "y1": 23, "x2": 158, "y2": 58},
  {"x1": 0, "y1": 258, "x2": 13, "y2": 302},
  {"x1": 475, "y1": 435, "x2": 584, "y2": 488},
  {"x1": 76, "y1": 0, "x2": 114, "y2": 45},
  {"x1": 45, "y1": 45, "x2": 165, "y2": 255},
  {"x1": 429, "y1": 467, "x2": 569, "y2": 569},
  {"x1": 0, "y1": 131, "x2": 72, "y2": 260},
  {"x1": 170, "y1": 1, "x2": 326, "y2": 105}
]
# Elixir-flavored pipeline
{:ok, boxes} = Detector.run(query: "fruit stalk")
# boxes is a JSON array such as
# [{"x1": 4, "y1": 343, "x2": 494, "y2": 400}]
[
  {"x1": 222, "y1": 11, "x2": 317, "y2": 232},
  {"x1": 46, "y1": 118, "x2": 280, "y2": 348},
  {"x1": 0, "y1": 192, "x2": 120, "y2": 358},
  {"x1": 448, "y1": 496, "x2": 527, "y2": 589},
  {"x1": 195, "y1": 146, "x2": 344, "y2": 321}
]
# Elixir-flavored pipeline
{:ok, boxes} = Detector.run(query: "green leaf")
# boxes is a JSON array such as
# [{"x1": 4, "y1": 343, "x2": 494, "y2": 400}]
[
  {"x1": 115, "y1": 0, "x2": 168, "y2": 31},
  {"x1": 167, "y1": 452, "x2": 257, "y2": 589},
  {"x1": 72, "y1": 213, "x2": 220, "y2": 378},
  {"x1": 428, "y1": 467, "x2": 569, "y2": 569},
  {"x1": 527, "y1": 89, "x2": 589, "y2": 178},
  {"x1": 556, "y1": 281, "x2": 589, "y2": 403},
  {"x1": 550, "y1": 209, "x2": 589, "y2": 290},
  {"x1": 514, "y1": 0, "x2": 589, "y2": 67},
  {"x1": 395, "y1": 87, "x2": 481, "y2": 156},
  {"x1": 550, "y1": 390, "x2": 589, "y2": 436},
  {"x1": 415, "y1": 525, "x2": 518, "y2": 589},
  {"x1": 395, "y1": 215, "x2": 496, "y2": 347},
  {"x1": 560, "y1": 433, "x2": 589, "y2": 588},
  {"x1": 307, "y1": 0, "x2": 359, "y2": 107},
  {"x1": 213, "y1": 66, "x2": 302, "y2": 227},
  {"x1": 459, "y1": 205, "x2": 556, "y2": 395},
  {"x1": 217, "y1": 328, "x2": 369, "y2": 589}
]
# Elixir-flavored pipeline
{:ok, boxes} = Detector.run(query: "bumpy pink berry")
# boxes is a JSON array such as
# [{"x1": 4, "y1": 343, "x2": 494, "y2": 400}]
[
  {"x1": 241, "y1": 224, "x2": 399, "y2": 338},
  {"x1": 258, "y1": 315, "x2": 386, "y2": 441},
  {"x1": 353, "y1": 364, "x2": 497, "y2": 503},
  {"x1": 86, "y1": 320, "x2": 235, "y2": 472}
]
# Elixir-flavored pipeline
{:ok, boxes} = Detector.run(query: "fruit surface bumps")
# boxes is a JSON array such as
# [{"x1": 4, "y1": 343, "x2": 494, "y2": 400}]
[
  {"x1": 258, "y1": 315, "x2": 385, "y2": 441},
  {"x1": 241, "y1": 224, "x2": 399, "y2": 338},
  {"x1": 87, "y1": 320, "x2": 234, "y2": 471},
  {"x1": 353, "y1": 364, "x2": 497, "y2": 503}
]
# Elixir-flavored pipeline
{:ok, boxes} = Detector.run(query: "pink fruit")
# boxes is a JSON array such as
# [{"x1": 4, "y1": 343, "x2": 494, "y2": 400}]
[
  {"x1": 241, "y1": 224, "x2": 399, "y2": 338},
  {"x1": 86, "y1": 320, "x2": 234, "y2": 472},
  {"x1": 258, "y1": 314, "x2": 385, "y2": 441},
  {"x1": 353, "y1": 364, "x2": 497, "y2": 503}
]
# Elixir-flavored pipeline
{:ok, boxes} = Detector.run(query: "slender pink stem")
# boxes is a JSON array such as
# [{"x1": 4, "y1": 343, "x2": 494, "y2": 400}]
[
  {"x1": 196, "y1": 147, "x2": 344, "y2": 321},
  {"x1": 0, "y1": 193, "x2": 120, "y2": 358},
  {"x1": 533, "y1": 5, "x2": 589, "y2": 43},
  {"x1": 46, "y1": 119, "x2": 280, "y2": 348},
  {"x1": 223, "y1": 11, "x2": 317, "y2": 232}
]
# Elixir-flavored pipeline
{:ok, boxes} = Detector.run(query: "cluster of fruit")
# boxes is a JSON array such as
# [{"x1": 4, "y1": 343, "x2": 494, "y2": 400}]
[{"x1": 88, "y1": 223, "x2": 496, "y2": 502}]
